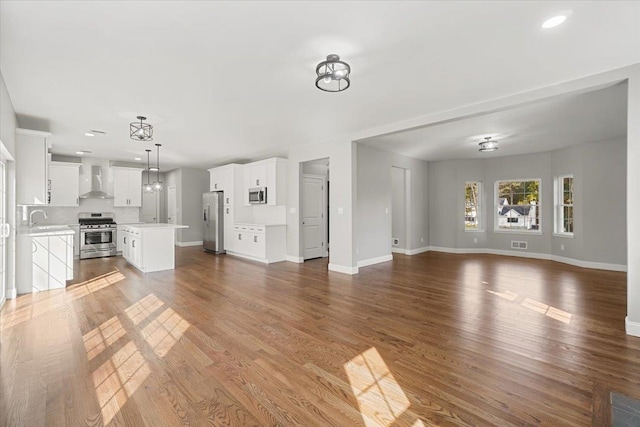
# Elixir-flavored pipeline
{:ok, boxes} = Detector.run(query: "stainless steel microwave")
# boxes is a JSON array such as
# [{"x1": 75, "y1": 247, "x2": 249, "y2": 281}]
[{"x1": 249, "y1": 187, "x2": 267, "y2": 204}]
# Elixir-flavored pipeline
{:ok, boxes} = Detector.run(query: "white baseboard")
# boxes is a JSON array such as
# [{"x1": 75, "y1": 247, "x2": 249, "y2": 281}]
[
  {"x1": 328, "y1": 263, "x2": 359, "y2": 275},
  {"x1": 176, "y1": 241, "x2": 203, "y2": 247},
  {"x1": 6, "y1": 288, "x2": 16, "y2": 299},
  {"x1": 357, "y1": 254, "x2": 393, "y2": 268},
  {"x1": 226, "y1": 250, "x2": 269, "y2": 264},
  {"x1": 428, "y1": 246, "x2": 627, "y2": 272},
  {"x1": 406, "y1": 246, "x2": 430, "y2": 255},
  {"x1": 626, "y1": 317, "x2": 640, "y2": 337},
  {"x1": 391, "y1": 248, "x2": 408, "y2": 254},
  {"x1": 286, "y1": 255, "x2": 304, "y2": 263},
  {"x1": 550, "y1": 255, "x2": 627, "y2": 272}
]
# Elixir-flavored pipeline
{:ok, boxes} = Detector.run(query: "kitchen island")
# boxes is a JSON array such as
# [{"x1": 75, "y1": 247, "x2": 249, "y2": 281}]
[{"x1": 121, "y1": 223, "x2": 188, "y2": 273}]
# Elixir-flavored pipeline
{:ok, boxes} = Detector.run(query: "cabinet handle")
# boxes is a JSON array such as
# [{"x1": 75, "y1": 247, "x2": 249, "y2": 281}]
[
  {"x1": 76, "y1": 198, "x2": 79, "y2": 205},
  {"x1": 254, "y1": 235, "x2": 257, "y2": 243},
  {"x1": 132, "y1": 240, "x2": 135, "y2": 248},
  {"x1": 226, "y1": 197, "x2": 229, "y2": 204},
  {"x1": 214, "y1": 183, "x2": 217, "y2": 189},
  {"x1": 124, "y1": 237, "x2": 127, "y2": 244},
  {"x1": 238, "y1": 234, "x2": 242, "y2": 240},
  {"x1": 226, "y1": 208, "x2": 229, "y2": 214},
  {"x1": 256, "y1": 179, "x2": 259, "y2": 186}
]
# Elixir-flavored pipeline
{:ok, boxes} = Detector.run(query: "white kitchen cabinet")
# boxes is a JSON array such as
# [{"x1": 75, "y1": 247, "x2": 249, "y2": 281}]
[
  {"x1": 243, "y1": 158, "x2": 287, "y2": 206},
  {"x1": 226, "y1": 224, "x2": 286, "y2": 263},
  {"x1": 48, "y1": 162, "x2": 81, "y2": 207},
  {"x1": 113, "y1": 167, "x2": 143, "y2": 207},
  {"x1": 16, "y1": 129, "x2": 51, "y2": 205},
  {"x1": 122, "y1": 224, "x2": 187, "y2": 273},
  {"x1": 16, "y1": 230, "x2": 74, "y2": 293},
  {"x1": 208, "y1": 164, "x2": 243, "y2": 207}
]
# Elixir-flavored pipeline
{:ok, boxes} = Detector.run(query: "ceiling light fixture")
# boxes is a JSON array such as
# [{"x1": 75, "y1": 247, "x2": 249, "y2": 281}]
[
  {"x1": 143, "y1": 149, "x2": 154, "y2": 193},
  {"x1": 134, "y1": 157, "x2": 141, "y2": 161},
  {"x1": 152, "y1": 143, "x2": 163, "y2": 191},
  {"x1": 84, "y1": 132, "x2": 95, "y2": 137},
  {"x1": 315, "y1": 54, "x2": 351, "y2": 92},
  {"x1": 76, "y1": 150, "x2": 91, "y2": 155},
  {"x1": 478, "y1": 136, "x2": 499, "y2": 152},
  {"x1": 542, "y1": 11, "x2": 572, "y2": 29},
  {"x1": 129, "y1": 115, "x2": 154, "y2": 141}
]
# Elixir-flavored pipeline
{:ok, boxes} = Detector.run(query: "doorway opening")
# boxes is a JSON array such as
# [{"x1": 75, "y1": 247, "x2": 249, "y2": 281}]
[
  {"x1": 301, "y1": 158, "x2": 329, "y2": 261},
  {"x1": 391, "y1": 166, "x2": 410, "y2": 255}
]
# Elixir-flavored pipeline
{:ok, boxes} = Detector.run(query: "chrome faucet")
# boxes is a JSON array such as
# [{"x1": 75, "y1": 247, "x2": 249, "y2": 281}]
[{"x1": 29, "y1": 209, "x2": 48, "y2": 227}]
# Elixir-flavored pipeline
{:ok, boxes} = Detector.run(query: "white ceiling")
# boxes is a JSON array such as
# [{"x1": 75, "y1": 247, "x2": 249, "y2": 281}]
[
  {"x1": 359, "y1": 82, "x2": 628, "y2": 161},
  {"x1": 1, "y1": 1, "x2": 639, "y2": 169}
]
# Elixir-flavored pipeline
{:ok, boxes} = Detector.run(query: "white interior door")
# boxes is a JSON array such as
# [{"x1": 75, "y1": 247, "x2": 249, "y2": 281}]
[
  {"x1": 302, "y1": 174, "x2": 325, "y2": 260},
  {"x1": 167, "y1": 187, "x2": 177, "y2": 224},
  {"x1": 0, "y1": 161, "x2": 6, "y2": 307},
  {"x1": 142, "y1": 191, "x2": 159, "y2": 223}
]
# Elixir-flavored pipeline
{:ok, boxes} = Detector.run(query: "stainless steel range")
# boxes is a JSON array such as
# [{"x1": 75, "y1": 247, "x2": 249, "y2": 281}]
[{"x1": 79, "y1": 213, "x2": 117, "y2": 259}]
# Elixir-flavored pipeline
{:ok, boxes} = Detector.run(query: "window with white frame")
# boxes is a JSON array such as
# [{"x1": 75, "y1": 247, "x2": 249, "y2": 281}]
[
  {"x1": 495, "y1": 179, "x2": 541, "y2": 232},
  {"x1": 555, "y1": 175, "x2": 573, "y2": 235},
  {"x1": 464, "y1": 182, "x2": 481, "y2": 230}
]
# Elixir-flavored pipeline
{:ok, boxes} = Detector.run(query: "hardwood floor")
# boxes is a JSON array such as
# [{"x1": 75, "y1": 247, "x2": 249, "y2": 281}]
[{"x1": 1, "y1": 248, "x2": 637, "y2": 426}]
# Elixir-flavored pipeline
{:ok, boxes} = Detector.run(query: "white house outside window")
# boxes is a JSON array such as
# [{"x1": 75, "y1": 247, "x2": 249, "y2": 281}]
[
  {"x1": 495, "y1": 179, "x2": 541, "y2": 232},
  {"x1": 554, "y1": 175, "x2": 574, "y2": 236},
  {"x1": 465, "y1": 182, "x2": 481, "y2": 230}
]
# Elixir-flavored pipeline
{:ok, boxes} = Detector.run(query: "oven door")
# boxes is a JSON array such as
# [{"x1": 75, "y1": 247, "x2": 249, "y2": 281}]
[{"x1": 80, "y1": 229, "x2": 116, "y2": 253}]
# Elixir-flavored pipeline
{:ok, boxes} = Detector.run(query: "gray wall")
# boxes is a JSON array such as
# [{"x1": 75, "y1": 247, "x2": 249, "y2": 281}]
[
  {"x1": 1, "y1": 73, "x2": 16, "y2": 156},
  {"x1": 180, "y1": 168, "x2": 209, "y2": 243},
  {"x1": 356, "y1": 144, "x2": 430, "y2": 263},
  {"x1": 391, "y1": 166, "x2": 406, "y2": 250},
  {"x1": 427, "y1": 138, "x2": 627, "y2": 265}
]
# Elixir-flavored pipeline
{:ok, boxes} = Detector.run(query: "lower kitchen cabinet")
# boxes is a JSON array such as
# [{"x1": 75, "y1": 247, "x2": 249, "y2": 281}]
[
  {"x1": 16, "y1": 230, "x2": 74, "y2": 293},
  {"x1": 121, "y1": 224, "x2": 186, "y2": 273},
  {"x1": 225, "y1": 224, "x2": 286, "y2": 263}
]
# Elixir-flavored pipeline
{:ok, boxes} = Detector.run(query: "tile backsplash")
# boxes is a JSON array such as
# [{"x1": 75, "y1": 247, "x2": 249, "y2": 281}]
[{"x1": 22, "y1": 200, "x2": 140, "y2": 226}]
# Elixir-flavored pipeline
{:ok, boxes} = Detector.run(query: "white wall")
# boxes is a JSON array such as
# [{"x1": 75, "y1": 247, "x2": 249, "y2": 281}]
[
  {"x1": 391, "y1": 166, "x2": 406, "y2": 250},
  {"x1": 426, "y1": 138, "x2": 627, "y2": 266},
  {"x1": 355, "y1": 144, "x2": 430, "y2": 264},
  {"x1": 180, "y1": 168, "x2": 209, "y2": 243}
]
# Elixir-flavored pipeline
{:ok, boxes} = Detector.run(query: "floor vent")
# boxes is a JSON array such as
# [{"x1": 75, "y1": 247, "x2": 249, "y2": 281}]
[{"x1": 511, "y1": 241, "x2": 528, "y2": 250}]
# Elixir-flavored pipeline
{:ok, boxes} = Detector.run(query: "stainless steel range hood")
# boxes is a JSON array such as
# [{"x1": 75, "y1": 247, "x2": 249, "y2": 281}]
[{"x1": 79, "y1": 166, "x2": 113, "y2": 199}]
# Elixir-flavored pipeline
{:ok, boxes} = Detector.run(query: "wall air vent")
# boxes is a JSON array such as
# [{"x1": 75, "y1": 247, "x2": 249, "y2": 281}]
[
  {"x1": 392, "y1": 238, "x2": 400, "y2": 246},
  {"x1": 511, "y1": 241, "x2": 528, "y2": 250}
]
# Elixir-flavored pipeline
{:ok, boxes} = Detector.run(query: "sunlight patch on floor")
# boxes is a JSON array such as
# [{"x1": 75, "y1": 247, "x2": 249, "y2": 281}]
[
  {"x1": 125, "y1": 293, "x2": 165, "y2": 325},
  {"x1": 345, "y1": 347, "x2": 420, "y2": 427},
  {"x1": 486, "y1": 290, "x2": 573, "y2": 324},
  {"x1": 92, "y1": 340, "x2": 151, "y2": 425},
  {"x1": 141, "y1": 307, "x2": 190, "y2": 358},
  {"x1": 83, "y1": 315, "x2": 127, "y2": 360},
  {"x1": 1, "y1": 270, "x2": 125, "y2": 331}
]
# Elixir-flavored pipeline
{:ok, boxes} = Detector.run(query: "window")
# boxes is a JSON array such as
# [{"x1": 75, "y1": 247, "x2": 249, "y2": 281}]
[
  {"x1": 495, "y1": 179, "x2": 541, "y2": 232},
  {"x1": 555, "y1": 175, "x2": 573, "y2": 235},
  {"x1": 465, "y1": 182, "x2": 481, "y2": 230}
]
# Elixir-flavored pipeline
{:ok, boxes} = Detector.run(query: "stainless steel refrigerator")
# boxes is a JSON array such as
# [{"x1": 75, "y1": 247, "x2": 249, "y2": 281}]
[{"x1": 203, "y1": 191, "x2": 225, "y2": 254}]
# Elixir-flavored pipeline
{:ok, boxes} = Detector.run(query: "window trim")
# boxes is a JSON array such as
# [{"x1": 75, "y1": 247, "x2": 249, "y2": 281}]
[
  {"x1": 494, "y1": 178, "x2": 542, "y2": 234},
  {"x1": 464, "y1": 181, "x2": 483, "y2": 232},
  {"x1": 554, "y1": 174, "x2": 574, "y2": 237}
]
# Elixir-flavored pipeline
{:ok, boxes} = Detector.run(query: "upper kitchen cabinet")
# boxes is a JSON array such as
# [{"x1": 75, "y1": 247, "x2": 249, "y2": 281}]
[
  {"x1": 243, "y1": 158, "x2": 287, "y2": 206},
  {"x1": 112, "y1": 167, "x2": 143, "y2": 207},
  {"x1": 16, "y1": 129, "x2": 51, "y2": 205},
  {"x1": 48, "y1": 162, "x2": 81, "y2": 207},
  {"x1": 208, "y1": 164, "x2": 243, "y2": 206}
]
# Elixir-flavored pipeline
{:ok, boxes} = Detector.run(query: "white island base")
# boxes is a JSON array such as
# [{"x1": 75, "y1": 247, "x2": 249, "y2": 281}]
[{"x1": 122, "y1": 224, "x2": 188, "y2": 273}]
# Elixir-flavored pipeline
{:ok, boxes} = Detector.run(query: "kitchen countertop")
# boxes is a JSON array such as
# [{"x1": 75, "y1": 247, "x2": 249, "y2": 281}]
[
  {"x1": 123, "y1": 223, "x2": 189, "y2": 230},
  {"x1": 234, "y1": 223, "x2": 286, "y2": 227},
  {"x1": 18, "y1": 225, "x2": 75, "y2": 236}
]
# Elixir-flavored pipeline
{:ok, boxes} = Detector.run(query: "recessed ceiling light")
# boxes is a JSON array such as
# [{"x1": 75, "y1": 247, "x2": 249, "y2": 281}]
[
  {"x1": 542, "y1": 11, "x2": 572, "y2": 29},
  {"x1": 76, "y1": 150, "x2": 91, "y2": 155},
  {"x1": 85, "y1": 132, "x2": 95, "y2": 137},
  {"x1": 134, "y1": 157, "x2": 142, "y2": 161}
]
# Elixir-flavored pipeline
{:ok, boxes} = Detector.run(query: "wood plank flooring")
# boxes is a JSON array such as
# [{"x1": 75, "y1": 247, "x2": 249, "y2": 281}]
[{"x1": 1, "y1": 248, "x2": 638, "y2": 426}]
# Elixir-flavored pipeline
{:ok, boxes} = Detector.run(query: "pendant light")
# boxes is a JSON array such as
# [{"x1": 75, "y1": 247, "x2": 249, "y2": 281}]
[
  {"x1": 315, "y1": 54, "x2": 351, "y2": 92},
  {"x1": 130, "y1": 116, "x2": 154, "y2": 141},
  {"x1": 143, "y1": 149, "x2": 154, "y2": 193},
  {"x1": 152, "y1": 143, "x2": 163, "y2": 191}
]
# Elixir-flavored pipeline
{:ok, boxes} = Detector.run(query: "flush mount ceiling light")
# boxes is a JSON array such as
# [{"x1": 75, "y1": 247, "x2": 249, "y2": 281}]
[
  {"x1": 129, "y1": 116, "x2": 154, "y2": 141},
  {"x1": 143, "y1": 149, "x2": 154, "y2": 193},
  {"x1": 84, "y1": 132, "x2": 95, "y2": 137},
  {"x1": 542, "y1": 10, "x2": 572, "y2": 29},
  {"x1": 315, "y1": 54, "x2": 351, "y2": 92},
  {"x1": 76, "y1": 150, "x2": 91, "y2": 155},
  {"x1": 478, "y1": 136, "x2": 499, "y2": 152},
  {"x1": 152, "y1": 143, "x2": 163, "y2": 191}
]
